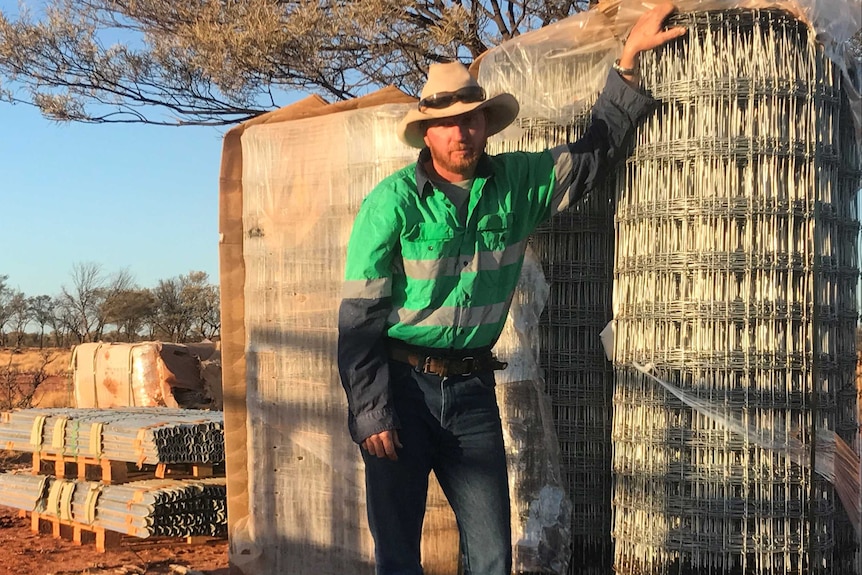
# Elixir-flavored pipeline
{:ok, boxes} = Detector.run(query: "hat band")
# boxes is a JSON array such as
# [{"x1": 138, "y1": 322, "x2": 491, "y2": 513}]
[{"x1": 418, "y1": 86, "x2": 486, "y2": 112}]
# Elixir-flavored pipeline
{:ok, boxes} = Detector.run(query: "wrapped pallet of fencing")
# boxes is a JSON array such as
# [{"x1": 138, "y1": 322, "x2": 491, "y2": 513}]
[
  {"x1": 218, "y1": 89, "x2": 464, "y2": 575},
  {"x1": 71, "y1": 342, "x2": 220, "y2": 410}
]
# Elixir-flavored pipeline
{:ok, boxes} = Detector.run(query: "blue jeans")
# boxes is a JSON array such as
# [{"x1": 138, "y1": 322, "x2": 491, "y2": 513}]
[{"x1": 361, "y1": 360, "x2": 512, "y2": 575}]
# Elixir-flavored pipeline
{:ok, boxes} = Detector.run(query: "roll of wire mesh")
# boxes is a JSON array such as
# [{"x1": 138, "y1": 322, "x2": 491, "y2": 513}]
[
  {"x1": 612, "y1": 9, "x2": 860, "y2": 575},
  {"x1": 485, "y1": 67, "x2": 618, "y2": 575}
]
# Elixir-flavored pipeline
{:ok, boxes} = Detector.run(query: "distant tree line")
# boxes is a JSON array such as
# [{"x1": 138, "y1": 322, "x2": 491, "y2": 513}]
[{"x1": 0, "y1": 263, "x2": 220, "y2": 348}]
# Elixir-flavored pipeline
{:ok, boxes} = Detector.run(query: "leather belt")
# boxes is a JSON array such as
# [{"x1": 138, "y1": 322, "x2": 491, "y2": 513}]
[{"x1": 388, "y1": 345, "x2": 508, "y2": 378}]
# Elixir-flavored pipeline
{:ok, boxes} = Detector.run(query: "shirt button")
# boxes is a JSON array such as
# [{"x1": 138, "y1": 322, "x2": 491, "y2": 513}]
[{"x1": 463, "y1": 260, "x2": 469, "y2": 266}]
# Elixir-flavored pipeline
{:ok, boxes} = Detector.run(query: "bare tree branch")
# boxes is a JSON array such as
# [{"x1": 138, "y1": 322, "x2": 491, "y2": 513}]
[{"x1": 0, "y1": 0, "x2": 590, "y2": 125}]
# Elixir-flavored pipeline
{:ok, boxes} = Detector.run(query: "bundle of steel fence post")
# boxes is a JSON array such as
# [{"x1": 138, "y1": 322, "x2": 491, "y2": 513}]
[
  {"x1": 0, "y1": 472, "x2": 227, "y2": 538},
  {"x1": 611, "y1": 9, "x2": 859, "y2": 575},
  {"x1": 0, "y1": 472, "x2": 49, "y2": 510},
  {"x1": 0, "y1": 407, "x2": 224, "y2": 465}
]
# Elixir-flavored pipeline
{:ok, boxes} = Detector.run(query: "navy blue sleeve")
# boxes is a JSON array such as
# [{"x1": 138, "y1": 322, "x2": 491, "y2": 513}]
[
  {"x1": 337, "y1": 190, "x2": 403, "y2": 445},
  {"x1": 337, "y1": 297, "x2": 399, "y2": 444},
  {"x1": 547, "y1": 69, "x2": 657, "y2": 214}
]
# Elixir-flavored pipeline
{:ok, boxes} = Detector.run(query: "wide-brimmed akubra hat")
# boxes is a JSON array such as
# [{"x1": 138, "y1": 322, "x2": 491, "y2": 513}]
[{"x1": 397, "y1": 62, "x2": 519, "y2": 149}]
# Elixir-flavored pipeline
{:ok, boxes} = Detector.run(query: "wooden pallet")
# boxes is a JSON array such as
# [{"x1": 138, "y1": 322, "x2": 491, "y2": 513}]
[
  {"x1": 152, "y1": 462, "x2": 214, "y2": 479},
  {"x1": 28, "y1": 511, "x2": 221, "y2": 552},
  {"x1": 30, "y1": 511, "x2": 121, "y2": 552},
  {"x1": 32, "y1": 453, "x2": 219, "y2": 484},
  {"x1": 32, "y1": 452, "x2": 128, "y2": 484}
]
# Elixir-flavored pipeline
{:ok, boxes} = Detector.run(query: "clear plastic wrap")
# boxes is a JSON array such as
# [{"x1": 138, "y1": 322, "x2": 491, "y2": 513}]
[
  {"x1": 236, "y1": 97, "x2": 474, "y2": 574},
  {"x1": 476, "y1": 9, "x2": 620, "y2": 126},
  {"x1": 239, "y1": 101, "x2": 417, "y2": 575},
  {"x1": 493, "y1": 246, "x2": 572, "y2": 575},
  {"x1": 476, "y1": 0, "x2": 862, "y2": 140}
]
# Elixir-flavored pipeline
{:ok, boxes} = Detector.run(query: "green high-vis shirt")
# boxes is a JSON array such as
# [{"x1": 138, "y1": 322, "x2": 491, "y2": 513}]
[{"x1": 344, "y1": 149, "x2": 562, "y2": 349}]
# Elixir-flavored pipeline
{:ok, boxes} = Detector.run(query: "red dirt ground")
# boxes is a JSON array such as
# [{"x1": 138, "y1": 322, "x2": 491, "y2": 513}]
[{"x1": 0, "y1": 503, "x2": 229, "y2": 575}]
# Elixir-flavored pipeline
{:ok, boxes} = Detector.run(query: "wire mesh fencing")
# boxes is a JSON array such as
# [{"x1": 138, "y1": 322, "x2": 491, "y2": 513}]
[{"x1": 612, "y1": 9, "x2": 860, "y2": 574}]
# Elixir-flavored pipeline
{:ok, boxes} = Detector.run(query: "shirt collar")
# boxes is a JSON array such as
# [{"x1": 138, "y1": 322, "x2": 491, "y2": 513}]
[{"x1": 414, "y1": 147, "x2": 493, "y2": 198}]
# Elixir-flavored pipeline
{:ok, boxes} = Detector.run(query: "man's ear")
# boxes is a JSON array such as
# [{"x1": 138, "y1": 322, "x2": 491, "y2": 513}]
[{"x1": 421, "y1": 121, "x2": 431, "y2": 147}]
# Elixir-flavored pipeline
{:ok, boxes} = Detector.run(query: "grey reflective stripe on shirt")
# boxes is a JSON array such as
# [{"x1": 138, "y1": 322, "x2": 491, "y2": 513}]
[
  {"x1": 402, "y1": 239, "x2": 527, "y2": 279},
  {"x1": 550, "y1": 144, "x2": 577, "y2": 214},
  {"x1": 388, "y1": 301, "x2": 509, "y2": 328},
  {"x1": 341, "y1": 278, "x2": 392, "y2": 299}
]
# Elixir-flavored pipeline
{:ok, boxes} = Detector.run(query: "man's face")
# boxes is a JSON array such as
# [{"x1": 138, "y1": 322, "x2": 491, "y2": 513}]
[{"x1": 422, "y1": 109, "x2": 488, "y2": 179}]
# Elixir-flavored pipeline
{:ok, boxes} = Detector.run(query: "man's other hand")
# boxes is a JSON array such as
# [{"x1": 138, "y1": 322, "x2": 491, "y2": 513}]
[
  {"x1": 362, "y1": 429, "x2": 403, "y2": 461},
  {"x1": 621, "y1": 3, "x2": 688, "y2": 67}
]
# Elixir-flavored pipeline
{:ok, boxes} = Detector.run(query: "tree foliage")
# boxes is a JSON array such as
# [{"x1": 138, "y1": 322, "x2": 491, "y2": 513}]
[
  {"x1": 28, "y1": 294, "x2": 54, "y2": 348},
  {"x1": 102, "y1": 287, "x2": 156, "y2": 340},
  {"x1": 7, "y1": 291, "x2": 29, "y2": 347},
  {"x1": 57, "y1": 261, "x2": 110, "y2": 343},
  {"x1": 0, "y1": 265, "x2": 220, "y2": 346},
  {"x1": 149, "y1": 271, "x2": 220, "y2": 342},
  {"x1": 0, "y1": 275, "x2": 10, "y2": 346},
  {"x1": 0, "y1": 0, "x2": 589, "y2": 125}
]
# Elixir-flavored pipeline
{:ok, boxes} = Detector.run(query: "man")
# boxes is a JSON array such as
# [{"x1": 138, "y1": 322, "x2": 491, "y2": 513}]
[{"x1": 338, "y1": 4, "x2": 686, "y2": 574}]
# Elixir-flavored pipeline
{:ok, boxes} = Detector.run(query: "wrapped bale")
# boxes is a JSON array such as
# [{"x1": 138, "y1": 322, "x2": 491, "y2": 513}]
[{"x1": 72, "y1": 342, "x2": 219, "y2": 410}]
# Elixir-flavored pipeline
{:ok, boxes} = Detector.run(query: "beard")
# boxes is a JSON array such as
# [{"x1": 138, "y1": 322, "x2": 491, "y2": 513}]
[{"x1": 429, "y1": 142, "x2": 485, "y2": 177}]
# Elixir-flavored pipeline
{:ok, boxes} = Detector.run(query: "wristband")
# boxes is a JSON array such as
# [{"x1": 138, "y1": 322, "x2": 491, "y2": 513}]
[{"x1": 612, "y1": 59, "x2": 637, "y2": 76}]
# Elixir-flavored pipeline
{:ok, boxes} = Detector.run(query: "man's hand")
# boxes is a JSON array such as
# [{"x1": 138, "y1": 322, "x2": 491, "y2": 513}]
[
  {"x1": 362, "y1": 429, "x2": 403, "y2": 461},
  {"x1": 620, "y1": 3, "x2": 687, "y2": 70}
]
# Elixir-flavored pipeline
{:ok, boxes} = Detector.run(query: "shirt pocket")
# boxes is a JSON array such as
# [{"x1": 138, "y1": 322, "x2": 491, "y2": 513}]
[
  {"x1": 476, "y1": 212, "x2": 514, "y2": 252},
  {"x1": 402, "y1": 222, "x2": 460, "y2": 261}
]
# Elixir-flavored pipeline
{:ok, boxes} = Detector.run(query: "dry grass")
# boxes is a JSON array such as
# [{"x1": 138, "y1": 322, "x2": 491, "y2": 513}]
[
  {"x1": 0, "y1": 347, "x2": 74, "y2": 410},
  {"x1": 0, "y1": 347, "x2": 72, "y2": 372}
]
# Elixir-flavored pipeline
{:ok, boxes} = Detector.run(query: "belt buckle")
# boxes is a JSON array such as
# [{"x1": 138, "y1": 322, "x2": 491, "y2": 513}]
[
  {"x1": 459, "y1": 356, "x2": 475, "y2": 375},
  {"x1": 421, "y1": 356, "x2": 433, "y2": 373},
  {"x1": 421, "y1": 356, "x2": 449, "y2": 377}
]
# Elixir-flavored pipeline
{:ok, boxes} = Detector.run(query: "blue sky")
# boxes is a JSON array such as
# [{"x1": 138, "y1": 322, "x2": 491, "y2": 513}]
[
  {"x1": 1, "y1": 101, "x2": 229, "y2": 298},
  {"x1": 0, "y1": 0, "x2": 303, "y2": 299}
]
